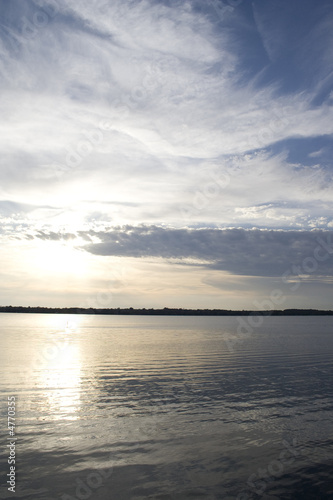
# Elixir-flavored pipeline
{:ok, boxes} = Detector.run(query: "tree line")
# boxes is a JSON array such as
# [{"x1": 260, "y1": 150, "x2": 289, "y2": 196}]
[{"x1": 0, "y1": 306, "x2": 332, "y2": 315}]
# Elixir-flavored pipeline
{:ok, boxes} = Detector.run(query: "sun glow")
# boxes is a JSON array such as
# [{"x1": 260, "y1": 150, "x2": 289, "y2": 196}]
[{"x1": 32, "y1": 241, "x2": 89, "y2": 276}]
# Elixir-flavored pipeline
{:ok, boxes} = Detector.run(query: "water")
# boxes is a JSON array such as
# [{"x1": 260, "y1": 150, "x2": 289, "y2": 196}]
[{"x1": 0, "y1": 313, "x2": 332, "y2": 500}]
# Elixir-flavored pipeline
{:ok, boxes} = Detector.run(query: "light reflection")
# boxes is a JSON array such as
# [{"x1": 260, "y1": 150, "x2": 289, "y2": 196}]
[
  {"x1": 41, "y1": 314, "x2": 79, "y2": 332},
  {"x1": 37, "y1": 330, "x2": 82, "y2": 421}
]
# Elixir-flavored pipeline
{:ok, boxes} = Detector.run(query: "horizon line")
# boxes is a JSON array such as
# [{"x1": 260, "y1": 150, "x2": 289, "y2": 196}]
[{"x1": 0, "y1": 306, "x2": 332, "y2": 316}]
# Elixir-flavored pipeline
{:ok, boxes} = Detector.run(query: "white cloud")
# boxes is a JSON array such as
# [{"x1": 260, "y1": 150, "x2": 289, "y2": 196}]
[{"x1": 1, "y1": 0, "x2": 333, "y2": 307}]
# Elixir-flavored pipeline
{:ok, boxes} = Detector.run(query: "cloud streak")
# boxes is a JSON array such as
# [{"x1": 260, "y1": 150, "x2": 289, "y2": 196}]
[{"x1": 28, "y1": 226, "x2": 333, "y2": 278}]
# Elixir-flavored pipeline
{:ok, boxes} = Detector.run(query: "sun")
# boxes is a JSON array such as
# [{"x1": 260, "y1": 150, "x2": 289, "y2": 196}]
[{"x1": 32, "y1": 240, "x2": 89, "y2": 276}]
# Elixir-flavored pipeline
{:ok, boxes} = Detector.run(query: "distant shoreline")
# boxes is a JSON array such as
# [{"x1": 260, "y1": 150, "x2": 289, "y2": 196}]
[{"x1": 0, "y1": 306, "x2": 332, "y2": 316}]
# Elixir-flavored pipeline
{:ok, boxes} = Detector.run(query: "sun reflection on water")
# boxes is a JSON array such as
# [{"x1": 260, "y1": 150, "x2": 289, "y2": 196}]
[{"x1": 37, "y1": 320, "x2": 83, "y2": 421}]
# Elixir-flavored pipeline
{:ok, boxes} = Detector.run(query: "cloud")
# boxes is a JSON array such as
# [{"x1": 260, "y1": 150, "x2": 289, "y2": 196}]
[
  {"x1": 35, "y1": 230, "x2": 76, "y2": 241},
  {"x1": 1, "y1": 0, "x2": 333, "y2": 308},
  {"x1": 1, "y1": 0, "x2": 333, "y2": 212},
  {"x1": 74, "y1": 226, "x2": 333, "y2": 277},
  {"x1": 0, "y1": 200, "x2": 49, "y2": 215}
]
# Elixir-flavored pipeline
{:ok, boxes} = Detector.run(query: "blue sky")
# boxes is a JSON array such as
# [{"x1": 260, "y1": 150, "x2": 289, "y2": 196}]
[{"x1": 0, "y1": 0, "x2": 333, "y2": 309}]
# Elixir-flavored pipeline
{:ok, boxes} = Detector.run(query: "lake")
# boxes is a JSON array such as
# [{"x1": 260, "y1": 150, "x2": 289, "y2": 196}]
[{"x1": 0, "y1": 313, "x2": 332, "y2": 499}]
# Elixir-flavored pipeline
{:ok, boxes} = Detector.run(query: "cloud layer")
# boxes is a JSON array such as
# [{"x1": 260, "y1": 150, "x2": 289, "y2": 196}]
[
  {"x1": 1, "y1": 0, "x2": 333, "y2": 307},
  {"x1": 28, "y1": 225, "x2": 333, "y2": 278},
  {"x1": 0, "y1": 0, "x2": 333, "y2": 229}
]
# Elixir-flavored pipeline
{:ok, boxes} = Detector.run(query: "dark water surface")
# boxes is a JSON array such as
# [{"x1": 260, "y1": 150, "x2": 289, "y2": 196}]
[{"x1": 1, "y1": 314, "x2": 333, "y2": 499}]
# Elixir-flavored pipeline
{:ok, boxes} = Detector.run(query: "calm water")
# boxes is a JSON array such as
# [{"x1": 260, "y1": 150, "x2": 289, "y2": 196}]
[{"x1": 0, "y1": 314, "x2": 333, "y2": 500}]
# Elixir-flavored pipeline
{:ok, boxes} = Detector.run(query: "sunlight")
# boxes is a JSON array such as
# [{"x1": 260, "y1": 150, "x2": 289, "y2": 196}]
[
  {"x1": 41, "y1": 314, "x2": 79, "y2": 332},
  {"x1": 33, "y1": 241, "x2": 89, "y2": 276},
  {"x1": 39, "y1": 341, "x2": 82, "y2": 421}
]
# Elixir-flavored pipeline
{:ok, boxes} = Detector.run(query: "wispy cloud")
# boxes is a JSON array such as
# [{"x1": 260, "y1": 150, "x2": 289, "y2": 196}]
[{"x1": 1, "y1": 0, "x2": 333, "y2": 306}]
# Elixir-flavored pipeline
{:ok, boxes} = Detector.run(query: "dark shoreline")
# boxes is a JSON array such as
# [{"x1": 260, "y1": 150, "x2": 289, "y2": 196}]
[{"x1": 0, "y1": 306, "x2": 332, "y2": 316}]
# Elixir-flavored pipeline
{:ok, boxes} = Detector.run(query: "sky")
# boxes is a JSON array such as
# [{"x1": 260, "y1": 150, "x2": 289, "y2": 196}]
[{"x1": 0, "y1": 0, "x2": 333, "y2": 310}]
